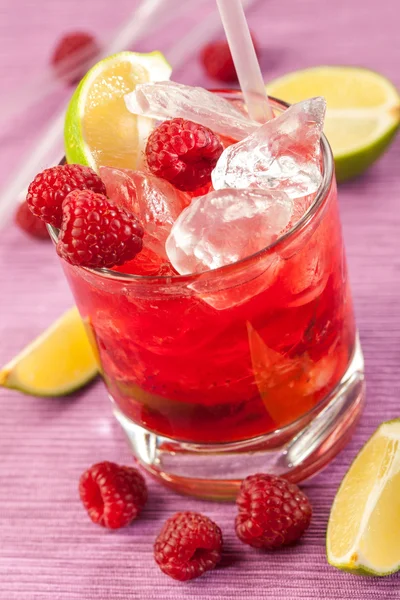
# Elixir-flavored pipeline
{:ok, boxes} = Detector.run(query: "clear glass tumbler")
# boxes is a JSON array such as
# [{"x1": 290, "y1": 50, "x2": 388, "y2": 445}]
[{"x1": 49, "y1": 94, "x2": 365, "y2": 499}]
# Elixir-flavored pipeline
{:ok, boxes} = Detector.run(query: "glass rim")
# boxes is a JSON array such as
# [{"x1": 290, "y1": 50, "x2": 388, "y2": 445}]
[{"x1": 48, "y1": 92, "x2": 334, "y2": 284}]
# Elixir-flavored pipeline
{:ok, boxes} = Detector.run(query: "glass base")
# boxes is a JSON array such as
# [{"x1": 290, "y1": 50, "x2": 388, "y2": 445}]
[{"x1": 113, "y1": 338, "x2": 365, "y2": 500}]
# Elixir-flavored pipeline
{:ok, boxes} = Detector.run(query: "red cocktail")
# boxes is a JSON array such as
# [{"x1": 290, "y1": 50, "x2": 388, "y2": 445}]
[{"x1": 45, "y1": 87, "x2": 365, "y2": 498}]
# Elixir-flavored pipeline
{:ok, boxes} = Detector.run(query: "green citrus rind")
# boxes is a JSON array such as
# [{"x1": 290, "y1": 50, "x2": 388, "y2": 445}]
[
  {"x1": 326, "y1": 418, "x2": 400, "y2": 577},
  {"x1": 0, "y1": 307, "x2": 98, "y2": 397},
  {"x1": 266, "y1": 66, "x2": 400, "y2": 183},
  {"x1": 64, "y1": 50, "x2": 172, "y2": 169}
]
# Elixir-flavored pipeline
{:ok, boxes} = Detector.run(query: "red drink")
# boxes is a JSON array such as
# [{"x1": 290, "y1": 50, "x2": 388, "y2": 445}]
[{"x1": 61, "y1": 168, "x2": 355, "y2": 445}]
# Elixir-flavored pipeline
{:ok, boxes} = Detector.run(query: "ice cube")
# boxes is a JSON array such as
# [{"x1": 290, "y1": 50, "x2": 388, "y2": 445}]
[
  {"x1": 191, "y1": 254, "x2": 283, "y2": 311},
  {"x1": 282, "y1": 193, "x2": 316, "y2": 235},
  {"x1": 124, "y1": 81, "x2": 258, "y2": 141},
  {"x1": 166, "y1": 188, "x2": 293, "y2": 274},
  {"x1": 100, "y1": 166, "x2": 190, "y2": 257},
  {"x1": 100, "y1": 165, "x2": 137, "y2": 212},
  {"x1": 165, "y1": 188, "x2": 292, "y2": 310},
  {"x1": 212, "y1": 97, "x2": 326, "y2": 199},
  {"x1": 280, "y1": 217, "x2": 331, "y2": 306}
]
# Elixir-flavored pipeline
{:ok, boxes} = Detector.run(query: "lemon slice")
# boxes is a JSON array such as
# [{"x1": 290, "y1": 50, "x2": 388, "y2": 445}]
[
  {"x1": 0, "y1": 307, "x2": 98, "y2": 396},
  {"x1": 64, "y1": 51, "x2": 172, "y2": 170},
  {"x1": 266, "y1": 66, "x2": 400, "y2": 181},
  {"x1": 327, "y1": 419, "x2": 400, "y2": 576}
]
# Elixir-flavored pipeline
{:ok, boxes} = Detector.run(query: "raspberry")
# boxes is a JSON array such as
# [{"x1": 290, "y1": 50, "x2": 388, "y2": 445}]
[
  {"x1": 79, "y1": 461, "x2": 147, "y2": 529},
  {"x1": 51, "y1": 32, "x2": 99, "y2": 84},
  {"x1": 15, "y1": 202, "x2": 49, "y2": 240},
  {"x1": 154, "y1": 512, "x2": 223, "y2": 581},
  {"x1": 145, "y1": 118, "x2": 223, "y2": 192},
  {"x1": 57, "y1": 190, "x2": 144, "y2": 268},
  {"x1": 201, "y1": 35, "x2": 259, "y2": 83},
  {"x1": 235, "y1": 474, "x2": 312, "y2": 549},
  {"x1": 26, "y1": 164, "x2": 106, "y2": 228},
  {"x1": 186, "y1": 182, "x2": 213, "y2": 198}
]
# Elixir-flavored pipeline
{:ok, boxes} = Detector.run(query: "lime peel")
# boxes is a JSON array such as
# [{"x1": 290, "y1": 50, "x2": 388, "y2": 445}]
[
  {"x1": 266, "y1": 66, "x2": 400, "y2": 182},
  {"x1": 327, "y1": 419, "x2": 400, "y2": 576},
  {"x1": 0, "y1": 307, "x2": 98, "y2": 397}
]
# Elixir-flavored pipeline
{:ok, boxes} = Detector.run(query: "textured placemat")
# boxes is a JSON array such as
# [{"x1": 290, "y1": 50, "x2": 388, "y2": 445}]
[{"x1": 1, "y1": 0, "x2": 400, "y2": 597}]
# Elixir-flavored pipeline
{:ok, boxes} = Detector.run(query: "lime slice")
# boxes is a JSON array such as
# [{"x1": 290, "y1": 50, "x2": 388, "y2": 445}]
[
  {"x1": 266, "y1": 66, "x2": 400, "y2": 181},
  {"x1": 64, "y1": 51, "x2": 172, "y2": 171},
  {"x1": 0, "y1": 307, "x2": 98, "y2": 396},
  {"x1": 327, "y1": 419, "x2": 400, "y2": 576}
]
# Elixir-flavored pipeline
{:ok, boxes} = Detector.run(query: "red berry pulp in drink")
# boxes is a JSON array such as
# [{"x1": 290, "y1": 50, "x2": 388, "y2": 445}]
[{"x1": 62, "y1": 173, "x2": 355, "y2": 443}]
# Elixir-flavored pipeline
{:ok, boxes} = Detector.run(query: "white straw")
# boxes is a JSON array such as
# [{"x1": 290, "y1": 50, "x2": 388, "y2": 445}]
[
  {"x1": 0, "y1": 0, "x2": 211, "y2": 129},
  {"x1": 169, "y1": 0, "x2": 258, "y2": 69},
  {"x1": 216, "y1": 0, "x2": 272, "y2": 123},
  {"x1": 0, "y1": 0, "x2": 168, "y2": 224},
  {"x1": 105, "y1": 0, "x2": 177, "y2": 55},
  {"x1": 0, "y1": 0, "x2": 261, "y2": 226}
]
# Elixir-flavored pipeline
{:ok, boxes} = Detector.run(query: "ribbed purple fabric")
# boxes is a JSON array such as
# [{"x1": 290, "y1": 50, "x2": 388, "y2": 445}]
[{"x1": 1, "y1": 0, "x2": 400, "y2": 597}]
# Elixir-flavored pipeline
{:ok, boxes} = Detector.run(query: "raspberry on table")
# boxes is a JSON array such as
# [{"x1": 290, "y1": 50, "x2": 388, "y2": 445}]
[
  {"x1": 235, "y1": 473, "x2": 312, "y2": 549},
  {"x1": 51, "y1": 31, "x2": 100, "y2": 84},
  {"x1": 145, "y1": 118, "x2": 223, "y2": 192},
  {"x1": 79, "y1": 461, "x2": 147, "y2": 529},
  {"x1": 26, "y1": 164, "x2": 106, "y2": 228},
  {"x1": 15, "y1": 201, "x2": 49, "y2": 240},
  {"x1": 154, "y1": 512, "x2": 223, "y2": 581},
  {"x1": 200, "y1": 34, "x2": 259, "y2": 83},
  {"x1": 56, "y1": 189, "x2": 144, "y2": 269}
]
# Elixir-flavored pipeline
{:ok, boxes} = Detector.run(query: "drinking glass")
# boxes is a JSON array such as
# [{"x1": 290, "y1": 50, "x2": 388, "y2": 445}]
[{"x1": 49, "y1": 93, "x2": 365, "y2": 499}]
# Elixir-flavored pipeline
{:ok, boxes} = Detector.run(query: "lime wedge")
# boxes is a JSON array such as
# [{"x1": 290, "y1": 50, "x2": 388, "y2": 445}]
[
  {"x1": 64, "y1": 51, "x2": 172, "y2": 171},
  {"x1": 266, "y1": 66, "x2": 400, "y2": 181},
  {"x1": 0, "y1": 307, "x2": 98, "y2": 396},
  {"x1": 327, "y1": 419, "x2": 400, "y2": 576}
]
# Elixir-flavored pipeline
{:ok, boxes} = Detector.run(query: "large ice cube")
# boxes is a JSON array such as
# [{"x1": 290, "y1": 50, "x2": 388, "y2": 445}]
[
  {"x1": 124, "y1": 81, "x2": 258, "y2": 141},
  {"x1": 166, "y1": 188, "x2": 293, "y2": 274},
  {"x1": 100, "y1": 166, "x2": 189, "y2": 257},
  {"x1": 212, "y1": 98, "x2": 326, "y2": 199}
]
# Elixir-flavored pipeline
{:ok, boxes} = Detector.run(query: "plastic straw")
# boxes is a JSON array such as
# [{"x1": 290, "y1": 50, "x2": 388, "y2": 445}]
[
  {"x1": 168, "y1": 0, "x2": 257, "y2": 69},
  {"x1": 216, "y1": 0, "x2": 272, "y2": 123},
  {"x1": 0, "y1": 0, "x2": 211, "y2": 129},
  {"x1": 0, "y1": 0, "x2": 168, "y2": 224},
  {"x1": 0, "y1": 0, "x2": 261, "y2": 226}
]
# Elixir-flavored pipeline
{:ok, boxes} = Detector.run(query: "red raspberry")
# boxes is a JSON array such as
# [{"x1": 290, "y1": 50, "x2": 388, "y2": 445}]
[
  {"x1": 145, "y1": 118, "x2": 223, "y2": 192},
  {"x1": 235, "y1": 474, "x2": 312, "y2": 549},
  {"x1": 154, "y1": 512, "x2": 223, "y2": 581},
  {"x1": 201, "y1": 34, "x2": 259, "y2": 83},
  {"x1": 26, "y1": 164, "x2": 106, "y2": 228},
  {"x1": 51, "y1": 32, "x2": 100, "y2": 84},
  {"x1": 15, "y1": 202, "x2": 49, "y2": 240},
  {"x1": 57, "y1": 190, "x2": 144, "y2": 268},
  {"x1": 185, "y1": 182, "x2": 213, "y2": 198},
  {"x1": 79, "y1": 461, "x2": 147, "y2": 529}
]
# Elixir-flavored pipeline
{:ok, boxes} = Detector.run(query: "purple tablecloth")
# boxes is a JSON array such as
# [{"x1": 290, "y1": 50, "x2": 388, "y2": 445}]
[{"x1": 1, "y1": 0, "x2": 400, "y2": 597}]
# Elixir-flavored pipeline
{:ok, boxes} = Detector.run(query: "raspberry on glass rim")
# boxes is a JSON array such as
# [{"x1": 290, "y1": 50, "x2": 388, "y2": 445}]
[
  {"x1": 57, "y1": 190, "x2": 144, "y2": 268},
  {"x1": 27, "y1": 164, "x2": 106, "y2": 228}
]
